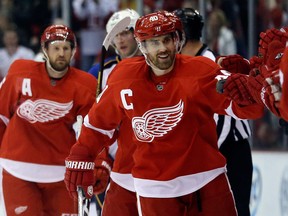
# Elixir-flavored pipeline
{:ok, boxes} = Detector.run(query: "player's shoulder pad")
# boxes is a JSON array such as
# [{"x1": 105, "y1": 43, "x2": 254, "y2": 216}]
[
  {"x1": 175, "y1": 54, "x2": 220, "y2": 77},
  {"x1": 69, "y1": 67, "x2": 97, "y2": 90},
  {"x1": 8, "y1": 59, "x2": 43, "y2": 76},
  {"x1": 179, "y1": 54, "x2": 217, "y2": 67},
  {"x1": 175, "y1": 54, "x2": 220, "y2": 79}
]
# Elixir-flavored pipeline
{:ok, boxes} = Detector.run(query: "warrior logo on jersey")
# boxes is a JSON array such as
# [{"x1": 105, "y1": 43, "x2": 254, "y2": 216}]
[
  {"x1": 132, "y1": 100, "x2": 184, "y2": 142},
  {"x1": 17, "y1": 99, "x2": 73, "y2": 123}
]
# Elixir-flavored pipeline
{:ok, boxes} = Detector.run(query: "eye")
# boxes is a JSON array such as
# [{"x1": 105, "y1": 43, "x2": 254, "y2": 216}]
[
  {"x1": 149, "y1": 40, "x2": 160, "y2": 46},
  {"x1": 163, "y1": 36, "x2": 173, "y2": 44},
  {"x1": 122, "y1": 31, "x2": 130, "y2": 36}
]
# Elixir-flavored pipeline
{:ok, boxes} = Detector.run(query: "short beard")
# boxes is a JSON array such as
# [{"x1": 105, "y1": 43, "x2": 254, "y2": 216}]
[
  {"x1": 149, "y1": 51, "x2": 176, "y2": 70},
  {"x1": 50, "y1": 61, "x2": 69, "y2": 72}
]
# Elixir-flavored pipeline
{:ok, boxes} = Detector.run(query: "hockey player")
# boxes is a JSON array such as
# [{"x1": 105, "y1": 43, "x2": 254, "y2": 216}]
[
  {"x1": 88, "y1": 8, "x2": 142, "y2": 86},
  {"x1": 89, "y1": 9, "x2": 187, "y2": 216},
  {"x1": 65, "y1": 11, "x2": 263, "y2": 216},
  {"x1": 0, "y1": 24, "x2": 97, "y2": 215},
  {"x1": 88, "y1": 9, "x2": 142, "y2": 216},
  {"x1": 174, "y1": 8, "x2": 253, "y2": 216}
]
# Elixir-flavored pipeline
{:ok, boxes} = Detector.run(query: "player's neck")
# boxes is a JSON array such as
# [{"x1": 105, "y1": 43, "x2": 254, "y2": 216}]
[
  {"x1": 181, "y1": 40, "x2": 203, "y2": 57},
  {"x1": 151, "y1": 65, "x2": 173, "y2": 76},
  {"x1": 46, "y1": 63, "x2": 68, "y2": 79}
]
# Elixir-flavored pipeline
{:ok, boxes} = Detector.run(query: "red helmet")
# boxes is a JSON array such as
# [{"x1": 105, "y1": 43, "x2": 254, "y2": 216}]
[
  {"x1": 41, "y1": 24, "x2": 76, "y2": 49},
  {"x1": 163, "y1": 10, "x2": 183, "y2": 35},
  {"x1": 164, "y1": 10, "x2": 185, "y2": 50},
  {"x1": 134, "y1": 10, "x2": 182, "y2": 42}
]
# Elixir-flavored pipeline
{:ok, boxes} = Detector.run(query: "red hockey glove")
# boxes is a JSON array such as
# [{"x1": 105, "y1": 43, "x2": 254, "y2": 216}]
[
  {"x1": 258, "y1": 28, "x2": 288, "y2": 61},
  {"x1": 217, "y1": 73, "x2": 255, "y2": 106},
  {"x1": 247, "y1": 68, "x2": 265, "y2": 105},
  {"x1": 93, "y1": 148, "x2": 113, "y2": 194},
  {"x1": 249, "y1": 55, "x2": 263, "y2": 69},
  {"x1": 216, "y1": 54, "x2": 250, "y2": 74},
  {"x1": 265, "y1": 40, "x2": 285, "y2": 69},
  {"x1": 65, "y1": 144, "x2": 95, "y2": 200}
]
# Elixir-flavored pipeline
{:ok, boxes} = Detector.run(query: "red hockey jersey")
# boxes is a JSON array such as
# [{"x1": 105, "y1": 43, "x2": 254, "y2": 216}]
[
  {"x1": 279, "y1": 47, "x2": 288, "y2": 120},
  {"x1": 0, "y1": 59, "x2": 96, "y2": 182},
  {"x1": 79, "y1": 55, "x2": 263, "y2": 197}
]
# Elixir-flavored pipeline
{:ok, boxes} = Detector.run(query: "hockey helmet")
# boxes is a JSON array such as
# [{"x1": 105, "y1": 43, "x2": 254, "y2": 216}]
[
  {"x1": 174, "y1": 8, "x2": 204, "y2": 40},
  {"x1": 134, "y1": 10, "x2": 182, "y2": 42},
  {"x1": 41, "y1": 24, "x2": 77, "y2": 49},
  {"x1": 106, "y1": 9, "x2": 140, "y2": 34}
]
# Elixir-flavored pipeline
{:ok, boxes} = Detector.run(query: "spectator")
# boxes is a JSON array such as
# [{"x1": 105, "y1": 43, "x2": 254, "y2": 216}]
[
  {"x1": 175, "y1": 8, "x2": 253, "y2": 216},
  {"x1": 0, "y1": 13, "x2": 11, "y2": 47},
  {"x1": 143, "y1": 0, "x2": 156, "y2": 14},
  {"x1": 0, "y1": 24, "x2": 97, "y2": 215},
  {"x1": 0, "y1": 26, "x2": 35, "y2": 81},
  {"x1": 162, "y1": 0, "x2": 185, "y2": 12},
  {"x1": 72, "y1": 0, "x2": 119, "y2": 71},
  {"x1": 10, "y1": 0, "x2": 52, "y2": 51},
  {"x1": 217, "y1": 0, "x2": 248, "y2": 57},
  {"x1": 206, "y1": 8, "x2": 237, "y2": 55},
  {"x1": 64, "y1": 10, "x2": 263, "y2": 216},
  {"x1": 269, "y1": 0, "x2": 288, "y2": 29}
]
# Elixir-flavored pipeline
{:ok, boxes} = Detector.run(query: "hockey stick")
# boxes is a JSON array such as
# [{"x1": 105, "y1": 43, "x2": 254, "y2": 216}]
[
  {"x1": 75, "y1": 116, "x2": 90, "y2": 216},
  {"x1": 77, "y1": 186, "x2": 90, "y2": 216},
  {"x1": 76, "y1": 115, "x2": 83, "y2": 139},
  {"x1": 96, "y1": 16, "x2": 131, "y2": 97}
]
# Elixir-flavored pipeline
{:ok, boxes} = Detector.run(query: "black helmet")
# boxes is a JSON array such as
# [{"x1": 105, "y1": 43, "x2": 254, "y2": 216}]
[{"x1": 174, "y1": 8, "x2": 204, "y2": 40}]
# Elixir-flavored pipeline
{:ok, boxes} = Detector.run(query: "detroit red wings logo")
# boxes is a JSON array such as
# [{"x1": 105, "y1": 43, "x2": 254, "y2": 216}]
[
  {"x1": 17, "y1": 99, "x2": 73, "y2": 123},
  {"x1": 132, "y1": 100, "x2": 184, "y2": 142}
]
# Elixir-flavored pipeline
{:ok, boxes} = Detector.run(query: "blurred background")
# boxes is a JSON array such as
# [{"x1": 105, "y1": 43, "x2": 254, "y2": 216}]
[{"x1": 0, "y1": 0, "x2": 287, "y2": 215}]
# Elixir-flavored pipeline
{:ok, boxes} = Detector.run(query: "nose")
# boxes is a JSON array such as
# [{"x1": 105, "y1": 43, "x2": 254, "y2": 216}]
[
  {"x1": 157, "y1": 41, "x2": 168, "y2": 51},
  {"x1": 114, "y1": 35, "x2": 126, "y2": 43},
  {"x1": 58, "y1": 48, "x2": 65, "y2": 56}
]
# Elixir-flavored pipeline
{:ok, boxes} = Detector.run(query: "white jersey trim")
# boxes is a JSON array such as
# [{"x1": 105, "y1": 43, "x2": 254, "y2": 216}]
[
  {"x1": 84, "y1": 115, "x2": 115, "y2": 139},
  {"x1": 225, "y1": 101, "x2": 245, "y2": 120},
  {"x1": 0, "y1": 114, "x2": 9, "y2": 126},
  {"x1": 134, "y1": 167, "x2": 226, "y2": 198},
  {"x1": 0, "y1": 158, "x2": 65, "y2": 183},
  {"x1": 110, "y1": 171, "x2": 135, "y2": 192},
  {"x1": 280, "y1": 69, "x2": 284, "y2": 86}
]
